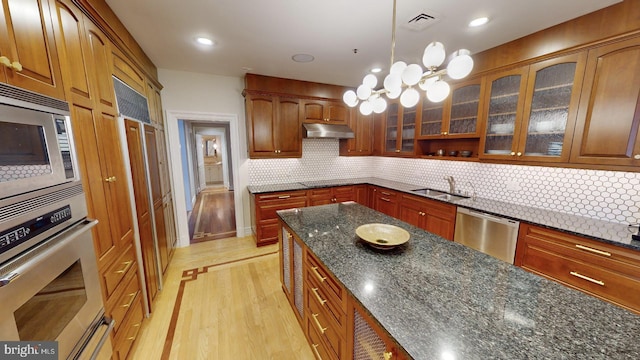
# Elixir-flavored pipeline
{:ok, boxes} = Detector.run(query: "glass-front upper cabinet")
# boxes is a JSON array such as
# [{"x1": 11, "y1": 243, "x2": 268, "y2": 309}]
[
  {"x1": 384, "y1": 101, "x2": 415, "y2": 155},
  {"x1": 419, "y1": 78, "x2": 485, "y2": 138},
  {"x1": 480, "y1": 52, "x2": 586, "y2": 161}
]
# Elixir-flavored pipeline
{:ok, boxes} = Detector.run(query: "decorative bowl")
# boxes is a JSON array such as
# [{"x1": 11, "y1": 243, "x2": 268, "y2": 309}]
[
  {"x1": 460, "y1": 150, "x2": 472, "y2": 157},
  {"x1": 356, "y1": 223, "x2": 410, "y2": 250}
]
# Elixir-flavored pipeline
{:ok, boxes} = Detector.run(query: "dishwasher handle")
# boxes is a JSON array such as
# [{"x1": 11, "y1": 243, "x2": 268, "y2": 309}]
[{"x1": 457, "y1": 207, "x2": 519, "y2": 227}]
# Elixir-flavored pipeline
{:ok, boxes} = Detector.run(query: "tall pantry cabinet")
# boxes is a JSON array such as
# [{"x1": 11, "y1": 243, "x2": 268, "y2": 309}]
[{"x1": 51, "y1": 0, "x2": 144, "y2": 358}]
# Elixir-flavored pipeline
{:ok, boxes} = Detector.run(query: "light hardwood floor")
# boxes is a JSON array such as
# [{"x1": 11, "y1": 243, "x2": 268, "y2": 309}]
[{"x1": 130, "y1": 236, "x2": 314, "y2": 359}]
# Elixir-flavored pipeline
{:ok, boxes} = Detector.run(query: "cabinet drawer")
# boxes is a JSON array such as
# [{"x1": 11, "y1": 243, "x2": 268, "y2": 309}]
[
  {"x1": 307, "y1": 316, "x2": 333, "y2": 360},
  {"x1": 307, "y1": 281, "x2": 347, "y2": 360},
  {"x1": 518, "y1": 224, "x2": 640, "y2": 277},
  {"x1": 257, "y1": 199, "x2": 308, "y2": 220},
  {"x1": 256, "y1": 191, "x2": 308, "y2": 202},
  {"x1": 103, "y1": 244, "x2": 137, "y2": 297},
  {"x1": 306, "y1": 276, "x2": 348, "y2": 333},
  {"x1": 110, "y1": 270, "x2": 141, "y2": 336},
  {"x1": 305, "y1": 250, "x2": 347, "y2": 312},
  {"x1": 114, "y1": 294, "x2": 144, "y2": 360},
  {"x1": 519, "y1": 242, "x2": 640, "y2": 313}
]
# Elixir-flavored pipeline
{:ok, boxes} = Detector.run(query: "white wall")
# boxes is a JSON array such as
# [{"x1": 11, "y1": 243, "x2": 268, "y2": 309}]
[{"x1": 158, "y1": 69, "x2": 250, "y2": 247}]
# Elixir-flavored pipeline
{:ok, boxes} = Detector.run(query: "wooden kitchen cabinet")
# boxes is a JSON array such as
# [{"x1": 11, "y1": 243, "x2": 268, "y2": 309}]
[
  {"x1": 309, "y1": 185, "x2": 358, "y2": 206},
  {"x1": 515, "y1": 223, "x2": 640, "y2": 314},
  {"x1": 570, "y1": 36, "x2": 640, "y2": 167},
  {"x1": 340, "y1": 109, "x2": 373, "y2": 156},
  {"x1": 280, "y1": 225, "x2": 305, "y2": 324},
  {"x1": 0, "y1": 0, "x2": 65, "y2": 99},
  {"x1": 419, "y1": 77, "x2": 486, "y2": 139},
  {"x1": 370, "y1": 186, "x2": 399, "y2": 218},
  {"x1": 399, "y1": 193, "x2": 457, "y2": 240},
  {"x1": 383, "y1": 101, "x2": 416, "y2": 156},
  {"x1": 245, "y1": 92, "x2": 302, "y2": 158},
  {"x1": 480, "y1": 53, "x2": 586, "y2": 162},
  {"x1": 251, "y1": 190, "x2": 308, "y2": 246},
  {"x1": 303, "y1": 98, "x2": 349, "y2": 125}
]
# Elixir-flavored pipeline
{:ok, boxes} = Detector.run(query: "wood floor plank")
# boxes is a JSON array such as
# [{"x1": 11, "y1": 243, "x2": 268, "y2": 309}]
[{"x1": 130, "y1": 236, "x2": 314, "y2": 360}]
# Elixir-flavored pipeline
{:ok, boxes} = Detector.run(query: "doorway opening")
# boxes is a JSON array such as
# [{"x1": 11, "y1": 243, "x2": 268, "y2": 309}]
[{"x1": 178, "y1": 120, "x2": 236, "y2": 243}]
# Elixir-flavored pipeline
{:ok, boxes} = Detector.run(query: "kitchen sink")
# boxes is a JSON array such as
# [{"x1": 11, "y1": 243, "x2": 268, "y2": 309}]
[
  {"x1": 433, "y1": 193, "x2": 469, "y2": 202},
  {"x1": 411, "y1": 188, "x2": 469, "y2": 202},
  {"x1": 411, "y1": 188, "x2": 447, "y2": 196}
]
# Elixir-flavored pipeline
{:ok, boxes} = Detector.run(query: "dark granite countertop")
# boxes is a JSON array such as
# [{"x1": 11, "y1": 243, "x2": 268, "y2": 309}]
[
  {"x1": 277, "y1": 203, "x2": 640, "y2": 360},
  {"x1": 248, "y1": 178, "x2": 640, "y2": 251}
]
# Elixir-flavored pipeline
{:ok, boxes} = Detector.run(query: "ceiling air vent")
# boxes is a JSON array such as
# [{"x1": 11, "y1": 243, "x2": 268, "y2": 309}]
[{"x1": 402, "y1": 10, "x2": 441, "y2": 31}]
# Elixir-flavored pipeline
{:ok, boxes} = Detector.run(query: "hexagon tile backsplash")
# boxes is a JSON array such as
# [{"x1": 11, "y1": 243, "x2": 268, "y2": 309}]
[{"x1": 248, "y1": 139, "x2": 640, "y2": 225}]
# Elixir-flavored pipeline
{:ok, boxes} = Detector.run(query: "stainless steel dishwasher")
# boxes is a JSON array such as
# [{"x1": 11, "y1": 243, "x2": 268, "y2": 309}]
[{"x1": 453, "y1": 207, "x2": 520, "y2": 264}]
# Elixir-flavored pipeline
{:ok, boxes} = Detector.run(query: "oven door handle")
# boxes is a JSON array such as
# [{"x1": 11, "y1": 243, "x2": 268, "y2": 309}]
[{"x1": 88, "y1": 316, "x2": 115, "y2": 360}]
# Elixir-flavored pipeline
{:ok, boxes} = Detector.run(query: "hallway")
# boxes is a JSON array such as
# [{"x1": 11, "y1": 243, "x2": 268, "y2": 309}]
[{"x1": 188, "y1": 188, "x2": 236, "y2": 243}]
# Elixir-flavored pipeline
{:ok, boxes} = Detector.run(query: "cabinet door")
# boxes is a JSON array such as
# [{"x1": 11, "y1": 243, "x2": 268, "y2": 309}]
[
  {"x1": 309, "y1": 188, "x2": 333, "y2": 206},
  {"x1": 571, "y1": 36, "x2": 640, "y2": 166},
  {"x1": 479, "y1": 68, "x2": 529, "y2": 158},
  {"x1": 326, "y1": 100, "x2": 349, "y2": 124},
  {"x1": 333, "y1": 186, "x2": 356, "y2": 203},
  {"x1": 0, "y1": 0, "x2": 64, "y2": 99},
  {"x1": 97, "y1": 113, "x2": 134, "y2": 249},
  {"x1": 275, "y1": 97, "x2": 302, "y2": 157},
  {"x1": 84, "y1": 20, "x2": 116, "y2": 115},
  {"x1": 280, "y1": 227, "x2": 293, "y2": 299},
  {"x1": 50, "y1": 0, "x2": 92, "y2": 108},
  {"x1": 399, "y1": 200, "x2": 424, "y2": 229},
  {"x1": 400, "y1": 104, "x2": 416, "y2": 153},
  {"x1": 447, "y1": 79, "x2": 485, "y2": 138},
  {"x1": 373, "y1": 189, "x2": 398, "y2": 218},
  {"x1": 341, "y1": 109, "x2": 373, "y2": 155},
  {"x1": 350, "y1": 299, "x2": 398, "y2": 360},
  {"x1": 246, "y1": 94, "x2": 277, "y2": 156},
  {"x1": 304, "y1": 99, "x2": 349, "y2": 125},
  {"x1": 419, "y1": 96, "x2": 447, "y2": 137},
  {"x1": 519, "y1": 53, "x2": 586, "y2": 162}
]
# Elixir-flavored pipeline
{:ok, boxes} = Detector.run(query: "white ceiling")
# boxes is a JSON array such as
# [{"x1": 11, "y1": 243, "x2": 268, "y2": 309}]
[{"x1": 106, "y1": 0, "x2": 620, "y2": 87}]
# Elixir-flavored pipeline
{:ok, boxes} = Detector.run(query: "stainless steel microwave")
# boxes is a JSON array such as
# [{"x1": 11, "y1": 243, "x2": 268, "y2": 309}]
[{"x1": 0, "y1": 85, "x2": 77, "y2": 200}]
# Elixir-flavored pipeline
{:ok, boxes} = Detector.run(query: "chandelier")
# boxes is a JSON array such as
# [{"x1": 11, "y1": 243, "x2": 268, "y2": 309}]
[{"x1": 343, "y1": 0, "x2": 474, "y2": 115}]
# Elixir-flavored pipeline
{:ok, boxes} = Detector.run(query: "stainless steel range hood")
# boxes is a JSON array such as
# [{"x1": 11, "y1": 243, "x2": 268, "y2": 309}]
[{"x1": 303, "y1": 123, "x2": 355, "y2": 139}]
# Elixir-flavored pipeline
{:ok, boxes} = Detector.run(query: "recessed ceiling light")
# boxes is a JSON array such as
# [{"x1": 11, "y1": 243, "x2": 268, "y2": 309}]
[
  {"x1": 371, "y1": 68, "x2": 382, "y2": 73},
  {"x1": 292, "y1": 54, "x2": 315, "y2": 63},
  {"x1": 469, "y1": 17, "x2": 489, "y2": 27},
  {"x1": 196, "y1": 37, "x2": 214, "y2": 46}
]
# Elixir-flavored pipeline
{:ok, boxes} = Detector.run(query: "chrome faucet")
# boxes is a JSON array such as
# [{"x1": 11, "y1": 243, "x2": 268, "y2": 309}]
[
  {"x1": 444, "y1": 176, "x2": 455, "y2": 194},
  {"x1": 467, "y1": 181, "x2": 477, "y2": 201}
]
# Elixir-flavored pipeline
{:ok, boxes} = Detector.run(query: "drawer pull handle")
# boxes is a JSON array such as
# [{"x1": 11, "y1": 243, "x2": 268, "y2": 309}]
[
  {"x1": 121, "y1": 292, "x2": 137, "y2": 308},
  {"x1": 311, "y1": 313, "x2": 327, "y2": 334},
  {"x1": 570, "y1": 271, "x2": 604, "y2": 286},
  {"x1": 115, "y1": 260, "x2": 133, "y2": 274},
  {"x1": 575, "y1": 244, "x2": 611, "y2": 257},
  {"x1": 381, "y1": 191, "x2": 391, "y2": 196},
  {"x1": 381, "y1": 198, "x2": 391, "y2": 202},
  {"x1": 311, "y1": 344, "x2": 323, "y2": 360},
  {"x1": 127, "y1": 336, "x2": 136, "y2": 341},
  {"x1": 278, "y1": 195, "x2": 291, "y2": 199},
  {"x1": 311, "y1": 287, "x2": 327, "y2": 305},
  {"x1": 311, "y1": 266, "x2": 326, "y2": 282},
  {"x1": 384, "y1": 351, "x2": 393, "y2": 360}
]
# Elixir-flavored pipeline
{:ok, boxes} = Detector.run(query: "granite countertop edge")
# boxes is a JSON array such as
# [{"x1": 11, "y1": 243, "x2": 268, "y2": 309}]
[{"x1": 248, "y1": 178, "x2": 640, "y2": 251}]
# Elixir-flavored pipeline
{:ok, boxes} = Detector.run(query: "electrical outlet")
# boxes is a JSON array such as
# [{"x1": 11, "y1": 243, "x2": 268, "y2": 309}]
[{"x1": 505, "y1": 180, "x2": 521, "y2": 191}]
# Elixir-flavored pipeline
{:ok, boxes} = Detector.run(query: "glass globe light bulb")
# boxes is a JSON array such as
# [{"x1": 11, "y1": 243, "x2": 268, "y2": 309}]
[
  {"x1": 372, "y1": 96, "x2": 387, "y2": 113},
  {"x1": 343, "y1": 90, "x2": 358, "y2": 107},
  {"x1": 447, "y1": 50, "x2": 474, "y2": 79},
  {"x1": 363, "y1": 74, "x2": 378, "y2": 88},
  {"x1": 390, "y1": 61, "x2": 407, "y2": 75},
  {"x1": 423, "y1": 42, "x2": 446, "y2": 69},
  {"x1": 356, "y1": 84, "x2": 372, "y2": 100},
  {"x1": 383, "y1": 73, "x2": 402, "y2": 92},
  {"x1": 400, "y1": 88, "x2": 420, "y2": 108},
  {"x1": 387, "y1": 87, "x2": 402, "y2": 99},
  {"x1": 359, "y1": 100, "x2": 373, "y2": 115},
  {"x1": 401, "y1": 64, "x2": 423, "y2": 86},
  {"x1": 426, "y1": 80, "x2": 450, "y2": 103}
]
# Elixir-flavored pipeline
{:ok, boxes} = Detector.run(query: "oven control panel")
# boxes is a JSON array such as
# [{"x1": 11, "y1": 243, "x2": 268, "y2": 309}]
[{"x1": 0, "y1": 205, "x2": 72, "y2": 255}]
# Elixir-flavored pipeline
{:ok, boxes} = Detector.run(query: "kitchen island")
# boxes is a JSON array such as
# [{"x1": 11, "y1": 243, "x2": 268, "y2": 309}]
[{"x1": 277, "y1": 202, "x2": 640, "y2": 359}]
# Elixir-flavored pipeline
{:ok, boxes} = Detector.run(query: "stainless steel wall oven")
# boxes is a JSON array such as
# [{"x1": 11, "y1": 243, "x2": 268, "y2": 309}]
[{"x1": 0, "y1": 83, "x2": 112, "y2": 359}]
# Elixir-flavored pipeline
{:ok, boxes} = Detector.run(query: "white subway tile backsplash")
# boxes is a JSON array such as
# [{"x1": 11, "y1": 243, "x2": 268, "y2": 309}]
[{"x1": 248, "y1": 139, "x2": 640, "y2": 225}]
